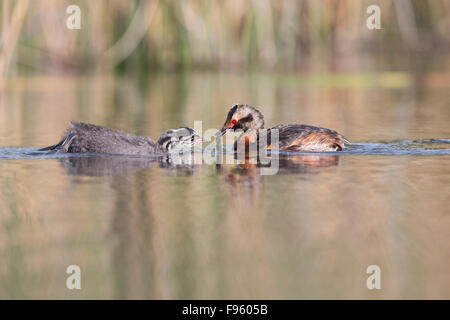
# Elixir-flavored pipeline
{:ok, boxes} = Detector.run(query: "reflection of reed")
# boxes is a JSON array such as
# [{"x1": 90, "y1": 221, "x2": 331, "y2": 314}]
[
  {"x1": 218, "y1": 164, "x2": 263, "y2": 207},
  {"x1": 216, "y1": 163, "x2": 270, "y2": 297},
  {"x1": 0, "y1": 0, "x2": 29, "y2": 84},
  {"x1": 1, "y1": 153, "x2": 450, "y2": 298},
  {"x1": 213, "y1": 154, "x2": 341, "y2": 298},
  {"x1": 109, "y1": 173, "x2": 156, "y2": 299}
]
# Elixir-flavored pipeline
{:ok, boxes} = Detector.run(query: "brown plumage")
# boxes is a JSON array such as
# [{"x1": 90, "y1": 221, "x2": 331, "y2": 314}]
[{"x1": 219, "y1": 104, "x2": 348, "y2": 152}]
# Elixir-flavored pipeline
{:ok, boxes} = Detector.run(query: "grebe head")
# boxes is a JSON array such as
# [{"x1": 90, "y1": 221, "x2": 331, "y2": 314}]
[
  {"x1": 158, "y1": 127, "x2": 202, "y2": 152},
  {"x1": 218, "y1": 104, "x2": 264, "y2": 136}
]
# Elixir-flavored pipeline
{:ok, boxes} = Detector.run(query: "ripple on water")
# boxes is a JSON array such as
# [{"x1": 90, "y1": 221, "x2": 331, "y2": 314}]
[
  {"x1": 343, "y1": 139, "x2": 450, "y2": 155},
  {"x1": 0, "y1": 139, "x2": 449, "y2": 159}
]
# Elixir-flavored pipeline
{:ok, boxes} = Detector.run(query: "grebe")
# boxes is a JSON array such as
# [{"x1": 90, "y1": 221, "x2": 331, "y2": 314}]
[
  {"x1": 218, "y1": 104, "x2": 348, "y2": 152},
  {"x1": 39, "y1": 121, "x2": 202, "y2": 155}
]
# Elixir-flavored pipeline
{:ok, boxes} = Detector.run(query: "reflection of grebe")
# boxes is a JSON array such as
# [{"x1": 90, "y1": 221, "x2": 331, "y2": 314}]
[
  {"x1": 277, "y1": 155, "x2": 340, "y2": 171},
  {"x1": 39, "y1": 121, "x2": 201, "y2": 155},
  {"x1": 218, "y1": 104, "x2": 349, "y2": 152},
  {"x1": 224, "y1": 154, "x2": 339, "y2": 175}
]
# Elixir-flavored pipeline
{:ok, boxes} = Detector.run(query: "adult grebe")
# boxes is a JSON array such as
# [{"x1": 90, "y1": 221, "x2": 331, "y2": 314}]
[
  {"x1": 218, "y1": 104, "x2": 348, "y2": 152},
  {"x1": 39, "y1": 121, "x2": 202, "y2": 155}
]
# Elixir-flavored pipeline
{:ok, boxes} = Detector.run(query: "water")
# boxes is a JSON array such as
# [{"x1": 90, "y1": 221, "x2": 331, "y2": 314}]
[{"x1": 0, "y1": 73, "x2": 449, "y2": 299}]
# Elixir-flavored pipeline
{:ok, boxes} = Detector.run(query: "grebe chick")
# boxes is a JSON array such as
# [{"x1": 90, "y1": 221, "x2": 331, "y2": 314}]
[
  {"x1": 39, "y1": 121, "x2": 201, "y2": 155},
  {"x1": 218, "y1": 104, "x2": 348, "y2": 152}
]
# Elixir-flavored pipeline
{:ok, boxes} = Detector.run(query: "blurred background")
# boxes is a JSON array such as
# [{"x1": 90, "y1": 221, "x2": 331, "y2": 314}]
[
  {"x1": 1, "y1": 1, "x2": 450, "y2": 300},
  {"x1": 1, "y1": 0, "x2": 450, "y2": 77},
  {"x1": 1, "y1": 0, "x2": 450, "y2": 145}
]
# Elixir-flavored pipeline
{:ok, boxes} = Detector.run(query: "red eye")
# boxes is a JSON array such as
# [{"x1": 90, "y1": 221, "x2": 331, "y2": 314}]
[{"x1": 231, "y1": 119, "x2": 237, "y2": 125}]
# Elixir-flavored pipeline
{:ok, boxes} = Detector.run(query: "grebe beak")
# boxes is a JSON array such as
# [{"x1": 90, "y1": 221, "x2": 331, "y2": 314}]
[{"x1": 217, "y1": 126, "x2": 230, "y2": 137}]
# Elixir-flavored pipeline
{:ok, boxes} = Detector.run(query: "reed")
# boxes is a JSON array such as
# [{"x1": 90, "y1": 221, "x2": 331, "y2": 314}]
[{"x1": 0, "y1": 0, "x2": 29, "y2": 84}]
